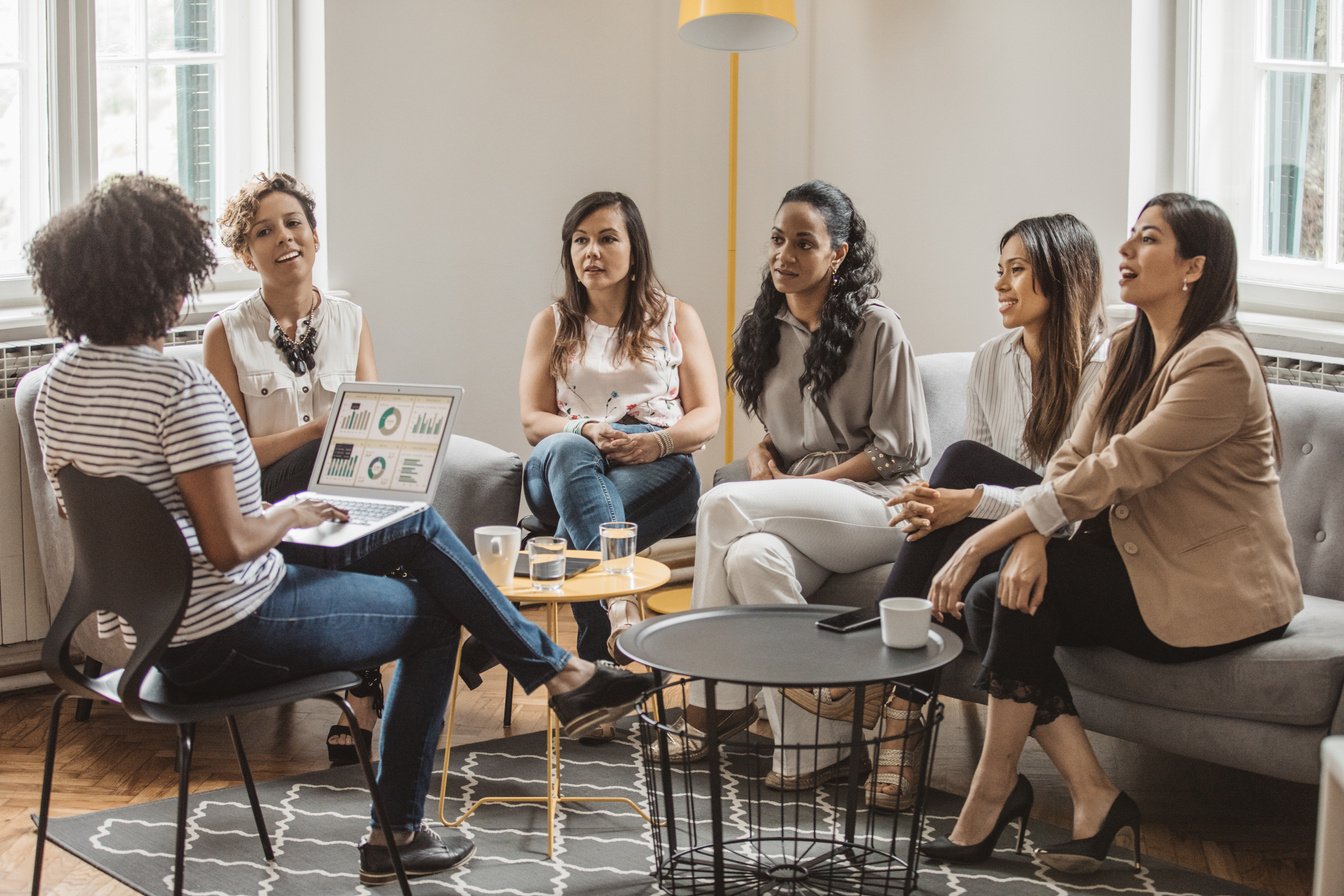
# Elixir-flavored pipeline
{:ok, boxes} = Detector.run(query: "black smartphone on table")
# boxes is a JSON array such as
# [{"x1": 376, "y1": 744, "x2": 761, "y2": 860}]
[{"x1": 815, "y1": 607, "x2": 881, "y2": 633}]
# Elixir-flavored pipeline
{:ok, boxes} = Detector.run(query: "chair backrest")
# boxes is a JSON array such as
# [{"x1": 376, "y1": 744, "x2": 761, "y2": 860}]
[{"x1": 43, "y1": 467, "x2": 193, "y2": 720}]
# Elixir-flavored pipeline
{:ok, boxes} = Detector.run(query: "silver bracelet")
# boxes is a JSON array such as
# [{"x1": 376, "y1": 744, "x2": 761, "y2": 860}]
[{"x1": 563, "y1": 418, "x2": 590, "y2": 435}]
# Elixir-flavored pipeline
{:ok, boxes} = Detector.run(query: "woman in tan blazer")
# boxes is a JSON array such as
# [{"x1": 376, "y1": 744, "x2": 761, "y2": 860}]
[{"x1": 920, "y1": 194, "x2": 1302, "y2": 872}]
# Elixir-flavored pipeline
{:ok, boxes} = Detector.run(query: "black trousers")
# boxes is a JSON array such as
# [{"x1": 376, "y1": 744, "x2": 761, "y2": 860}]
[
  {"x1": 261, "y1": 438, "x2": 322, "y2": 504},
  {"x1": 879, "y1": 440, "x2": 1043, "y2": 607},
  {"x1": 964, "y1": 516, "x2": 1288, "y2": 728}
]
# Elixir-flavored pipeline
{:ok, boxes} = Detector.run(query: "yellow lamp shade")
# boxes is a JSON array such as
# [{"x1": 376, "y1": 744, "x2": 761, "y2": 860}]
[{"x1": 678, "y1": 0, "x2": 797, "y2": 51}]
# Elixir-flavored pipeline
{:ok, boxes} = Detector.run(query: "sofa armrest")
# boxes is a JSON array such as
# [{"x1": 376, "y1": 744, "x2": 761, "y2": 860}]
[
  {"x1": 431, "y1": 435, "x2": 523, "y2": 546},
  {"x1": 714, "y1": 458, "x2": 750, "y2": 487}
]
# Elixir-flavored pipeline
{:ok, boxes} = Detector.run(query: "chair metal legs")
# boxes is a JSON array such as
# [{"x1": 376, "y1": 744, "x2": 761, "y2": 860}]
[
  {"x1": 225, "y1": 716, "x2": 275, "y2": 861},
  {"x1": 73, "y1": 660, "x2": 100, "y2": 722},
  {"x1": 31, "y1": 695, "x2": 411, "y2": 896},
  {"x1": 30, "y1": 692, "x2": 69, "y2": 896}
]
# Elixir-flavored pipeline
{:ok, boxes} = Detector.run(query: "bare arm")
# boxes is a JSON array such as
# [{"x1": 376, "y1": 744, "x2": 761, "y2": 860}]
[
  {"x1": 202, "y1": 317, "x2": 326, "y2": 468},
  {"x1": 519, "y1": 309, "x2": 569, "y2": 445},
  {"x1": 355, "y1": 315, "x2": 379, "y2": 381},
  {"x1": 599, "y1": 301, "x2": 722, "y2": 465},
  {"x1": 772, "y1": 450, "x2": 880, "y2": 482},
  {"x1": 177, "y1": 461, "x2": 346, "y2": 570}
]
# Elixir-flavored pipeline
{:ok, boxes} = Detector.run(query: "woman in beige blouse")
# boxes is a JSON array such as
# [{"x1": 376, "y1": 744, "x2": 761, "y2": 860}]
[
  {"x1": 921, "y1": 194, "x2": 1300, "y2": 872},
  {"x1": 671, "y1": 180, "x2": 932, "y2": 787}
]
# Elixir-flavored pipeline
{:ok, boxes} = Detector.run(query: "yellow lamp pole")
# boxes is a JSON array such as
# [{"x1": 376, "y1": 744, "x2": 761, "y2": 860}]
[{"x1": 677, "y1": 0, "x2": 796, "y2": 463}]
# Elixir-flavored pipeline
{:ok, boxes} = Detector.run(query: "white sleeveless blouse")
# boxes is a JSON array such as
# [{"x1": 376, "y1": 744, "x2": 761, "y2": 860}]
[
  {"x1": 554, "y1": 296, "x2": 685, "y2": 428},
  {"x1": 217, "y1": 290, "x2": 363, "y2": 438}
]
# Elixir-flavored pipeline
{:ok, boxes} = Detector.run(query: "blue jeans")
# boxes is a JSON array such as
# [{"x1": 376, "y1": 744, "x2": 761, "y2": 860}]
[
  {"x1": 524, "y1": 425, "x2": 700, "y2": 660},
  {"x1": 157, "y1": 509, "x2": 570, "y2": 832}
]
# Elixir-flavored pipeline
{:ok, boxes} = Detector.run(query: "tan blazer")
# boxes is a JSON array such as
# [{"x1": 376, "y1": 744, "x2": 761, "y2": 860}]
[{"x1": 1033, "y1": 327, "x2": 1302, "y2": 647}]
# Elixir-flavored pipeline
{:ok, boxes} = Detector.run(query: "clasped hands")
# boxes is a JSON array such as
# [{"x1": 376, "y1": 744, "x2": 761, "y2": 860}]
[
  {"x1": 921, "y1": 508, "x2": 1050, "y2": 625},
  {"x1": 885, "y1": 481, "x2": 981, "y2": 540},
  {"x1": 584, "y1": 421, "x2": 661, "y2": 466}
]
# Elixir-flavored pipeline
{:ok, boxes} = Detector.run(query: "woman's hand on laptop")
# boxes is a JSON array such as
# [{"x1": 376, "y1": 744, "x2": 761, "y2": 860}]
[{"x1": 271, "y1": 495, "x2": 350, "y2": 530}]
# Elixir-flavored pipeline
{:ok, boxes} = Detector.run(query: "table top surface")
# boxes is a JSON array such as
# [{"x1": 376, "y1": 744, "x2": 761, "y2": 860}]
[
  {"x1": 620, "y1": 604, "x2": 963, "y2": 686},
  {"x1": 498, "y1": 550, "x2": 671, "y2": 603}
]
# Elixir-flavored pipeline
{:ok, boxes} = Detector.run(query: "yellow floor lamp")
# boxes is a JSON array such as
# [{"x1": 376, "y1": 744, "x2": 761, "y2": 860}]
[{"x1": 677, "y1": 0, "x2": 797, "y2": 463}]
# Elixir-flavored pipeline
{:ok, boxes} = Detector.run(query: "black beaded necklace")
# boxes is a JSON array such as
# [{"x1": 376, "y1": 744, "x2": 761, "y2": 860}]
[{"x1": 266, "y1": 289, "x2": 320, "y2": 375}]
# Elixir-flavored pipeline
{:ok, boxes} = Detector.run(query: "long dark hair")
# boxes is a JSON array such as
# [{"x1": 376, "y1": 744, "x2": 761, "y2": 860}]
[
  {"x1": 727, "y1": 180, "x2": 880, "y2": 419},
  {"x1": 550, "y1": 191, "x2": 666, "y2": 381},
  {"x1": 1095, "y1": 193, "x2": 1278, "y2": 455},
  {"x1": 1002, "y1": 214, "x2": 1106, "y2": 465}
]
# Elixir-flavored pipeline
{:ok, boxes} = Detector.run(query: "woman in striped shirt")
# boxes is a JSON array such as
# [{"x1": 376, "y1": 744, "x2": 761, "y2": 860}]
[{"x1": 28, "y1": 174, "x2": 653, "y2": 886}]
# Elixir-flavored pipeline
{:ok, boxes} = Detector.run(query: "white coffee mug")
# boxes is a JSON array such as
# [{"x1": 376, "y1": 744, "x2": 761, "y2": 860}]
[
  {"x1": 880, "y1": 597, "x2": 932, "y2": 649},
  {"x1": 474, "y1": 525, "x2": 521, "y2": 587}
]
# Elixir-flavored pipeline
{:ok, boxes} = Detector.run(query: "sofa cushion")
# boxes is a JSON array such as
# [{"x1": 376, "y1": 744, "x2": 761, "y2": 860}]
[{"x1": 1058, "y1": 594, "x2": 1344, "y2": 727}]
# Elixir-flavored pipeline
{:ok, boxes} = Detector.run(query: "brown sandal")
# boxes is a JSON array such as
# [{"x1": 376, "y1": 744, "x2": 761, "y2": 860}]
[
  {"x1": 865, "y1": 697, "x2": 924, "y2": 812},
  {"x1": 782, "y1": 683, "x2": 886, "y2": 729}
]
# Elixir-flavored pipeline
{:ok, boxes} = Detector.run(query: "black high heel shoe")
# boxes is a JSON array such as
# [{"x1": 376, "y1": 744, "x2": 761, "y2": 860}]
[
  {"x1": 456, "y1": 635, "x2": 500, "y2": 690},
  {"x1": 1034, "y1": 790, "x2": 1141, "y2": 874},
  {"x1": 920, "y1": 774, "x2": 1034, "y2": 864}
]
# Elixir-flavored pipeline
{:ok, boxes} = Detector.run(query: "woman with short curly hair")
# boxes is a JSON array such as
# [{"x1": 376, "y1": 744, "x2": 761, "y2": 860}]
[{"x1": 671, "y1": 180, "x2": 932, "y2": 789}]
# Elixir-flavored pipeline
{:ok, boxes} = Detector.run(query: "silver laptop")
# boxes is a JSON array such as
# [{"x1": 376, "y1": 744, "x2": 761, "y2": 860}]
[{"x1": 283, "y1": 382, "x2": 463, "y2": 547}]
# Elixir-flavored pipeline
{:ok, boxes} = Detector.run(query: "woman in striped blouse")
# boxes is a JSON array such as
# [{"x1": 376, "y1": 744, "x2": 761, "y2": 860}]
[
  {"x1": 27, "y1": 175, "x2": 653, "y2": 886},
  {"x1": 795, "y1": 214, "x2": 1108, "y2": 812}
]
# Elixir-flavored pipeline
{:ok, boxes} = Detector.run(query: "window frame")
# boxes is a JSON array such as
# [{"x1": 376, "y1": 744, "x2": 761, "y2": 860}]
[
  {"x1": 0, "y1": 0, "x2": 293, "y2": 314},
  {"x1": 1183, "y1": 0, "x2": 1344, "y2": 320}
]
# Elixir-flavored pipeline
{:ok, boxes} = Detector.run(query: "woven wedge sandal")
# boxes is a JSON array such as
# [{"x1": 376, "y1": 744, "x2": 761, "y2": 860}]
[
  {"x1": 865, "y1": 699, "x2": 924, "y2": 812},
  {"x1": 782, "y1": 684, "x2": 887, "y2": 729}
]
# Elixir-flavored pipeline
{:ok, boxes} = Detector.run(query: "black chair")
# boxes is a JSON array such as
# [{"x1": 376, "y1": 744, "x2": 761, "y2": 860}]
[{"x1": 31, "y1": 468, "x2": 411, "y2": 896}]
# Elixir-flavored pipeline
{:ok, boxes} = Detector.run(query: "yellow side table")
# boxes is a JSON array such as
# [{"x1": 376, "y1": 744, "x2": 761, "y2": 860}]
[{"x1": 436, "y1": 549, "x2": 670, "y2": 857}]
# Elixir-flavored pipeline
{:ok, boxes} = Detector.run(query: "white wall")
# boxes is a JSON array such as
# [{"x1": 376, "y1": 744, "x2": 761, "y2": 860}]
[{"x1": 314, "y1": 0, "x2": 1133, "y2": 480}]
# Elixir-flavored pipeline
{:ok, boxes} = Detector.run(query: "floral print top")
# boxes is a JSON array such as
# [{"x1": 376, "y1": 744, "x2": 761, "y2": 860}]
[{"x1": 553, "y1": 296, "x2": 685, "y2": 428}]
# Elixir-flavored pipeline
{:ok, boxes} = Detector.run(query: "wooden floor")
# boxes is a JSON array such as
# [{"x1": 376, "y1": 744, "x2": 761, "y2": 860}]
[{"x1": 0, "y1": 604, "x2": 1318, "y2": 896}]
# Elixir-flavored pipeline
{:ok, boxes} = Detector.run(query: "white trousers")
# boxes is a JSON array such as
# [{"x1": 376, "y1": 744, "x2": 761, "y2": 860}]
[{"x1": 688, "y1": 479, "x2": 906, "y2": 774}]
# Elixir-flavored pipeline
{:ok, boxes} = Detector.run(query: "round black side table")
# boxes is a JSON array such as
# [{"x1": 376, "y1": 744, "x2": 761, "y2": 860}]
[{"x1": 621, "y1": 604, "x2": 962, "y2": 895}]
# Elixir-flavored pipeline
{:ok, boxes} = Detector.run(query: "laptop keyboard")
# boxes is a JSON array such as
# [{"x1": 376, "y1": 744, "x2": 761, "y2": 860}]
[{"x1": 339, "y1": 499, "x2": 407, "y2": 525}]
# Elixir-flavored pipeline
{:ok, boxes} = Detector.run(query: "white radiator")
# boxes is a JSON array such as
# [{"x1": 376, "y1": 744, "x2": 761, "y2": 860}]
[{"x1": 0, "y1": 395, "x2": 47, "y2": 646}]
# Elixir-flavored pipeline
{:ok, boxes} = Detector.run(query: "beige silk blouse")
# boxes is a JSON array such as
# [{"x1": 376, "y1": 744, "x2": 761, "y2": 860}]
[{"x1": 760, "y1": 300, "x2": 931, "y2": 501}]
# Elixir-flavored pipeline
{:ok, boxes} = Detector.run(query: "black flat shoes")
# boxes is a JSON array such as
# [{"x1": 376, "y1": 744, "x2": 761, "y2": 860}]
[{"x1": 549, "y1": 661, "x2": 654, "y2": 738}]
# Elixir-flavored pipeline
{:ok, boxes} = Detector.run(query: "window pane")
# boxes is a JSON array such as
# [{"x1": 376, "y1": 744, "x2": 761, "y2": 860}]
[
  {"x1": 147, "y1": 0, "x2": 216, "y2": 55},
  {"x1": 1263, "y1": 71, "x2": 1325, "y2": 259},
  {"x1": 1267, "y1": 0, "x2": 1327, "y2": 61},
  {"x1": 96, "y1": 0, "x2": 136, "y2": 57},
  {"x1": 0, "y1": 70, "x2": 20, "y2": 263},
  {"x1": 96, "y1": 64, "x2": 139, "y2": 178},
  {"x1": 146, "y1": 62, "x2": 215, "y2": 219},
  {"x1": 0, "y1": 0, "x2": 18, "y2": 61}
]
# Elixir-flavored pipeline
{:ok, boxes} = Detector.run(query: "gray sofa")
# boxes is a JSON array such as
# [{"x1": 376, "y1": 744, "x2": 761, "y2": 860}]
[
  {"x1": 718, "y1": 351, "x2": 1344, "y2": 785},
  {"x1": 15, "y1": 355, "x2": 524, "y2": 671}
]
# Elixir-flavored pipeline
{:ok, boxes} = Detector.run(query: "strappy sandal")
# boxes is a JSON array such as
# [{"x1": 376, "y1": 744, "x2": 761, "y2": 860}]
[
  {"x1": 605, "y1": 596, "x2": 642, "y2": 666},
  {"x1": 328, "y1": 667, "x2": 384, "y2": 767},
  {"x1": 782, "y1": 683, "x2": 886, "y2": 729},
  {"x1": 660, "y1": 704, "x2": 759, "y2": 762},
  {"x1": 865, "y1": 696, "x2": 924, "y2": 812}
]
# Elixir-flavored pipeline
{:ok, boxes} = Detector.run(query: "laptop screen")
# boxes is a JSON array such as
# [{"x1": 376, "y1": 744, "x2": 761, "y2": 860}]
[{"x1": 313, "y1": 387, "x2": 457, "y2": 497}]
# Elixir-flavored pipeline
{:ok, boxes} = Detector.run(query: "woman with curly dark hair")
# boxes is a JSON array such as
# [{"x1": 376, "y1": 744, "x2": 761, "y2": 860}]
[
  {"x1": 28, "y1": 174, "x2": 653, "y2": 886},
  {"x1": 668, "y1": 180, "x2": 931, "y2": 789},
  {"x1": 519, "y1": 191, "x2": 720, "y2": 716}
]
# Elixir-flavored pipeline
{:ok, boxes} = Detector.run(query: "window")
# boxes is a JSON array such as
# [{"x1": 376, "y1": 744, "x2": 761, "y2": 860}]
[
  {"x1": 0, "y1": 0, "x2": 280, "y2": 301},
  {"x1": 1189, "y1": 0, "x2": 1344, "y2": 309}
]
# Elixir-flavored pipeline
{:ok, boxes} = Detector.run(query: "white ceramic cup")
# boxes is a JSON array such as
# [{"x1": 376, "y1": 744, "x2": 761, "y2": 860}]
[
  {"x1": 600, "y1": 521, "x2": 638, "y2": 575},
  {"x1": 880, "y1": 597, "x2": 932, "y2": 649},
  {"x1": 474, "y1": 525, "x2": 521, "y2": 587}
]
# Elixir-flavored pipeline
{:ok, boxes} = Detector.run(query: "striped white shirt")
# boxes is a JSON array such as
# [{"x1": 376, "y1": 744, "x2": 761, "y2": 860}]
[
  {"x1": 34, "y1": 342, "x2": 284, "y2": 647},
  {"x1": 965, "y1": 329, "x2": 1108, "y2": 519}
]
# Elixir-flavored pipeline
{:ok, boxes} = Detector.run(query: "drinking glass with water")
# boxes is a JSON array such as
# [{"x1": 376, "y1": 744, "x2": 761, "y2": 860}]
[
  {"x1": 528, "y1": 536, "x2": 567, "y2": 591},
  {"x1": 600, "y1": 521, "x2": 637, "y2": 575}
]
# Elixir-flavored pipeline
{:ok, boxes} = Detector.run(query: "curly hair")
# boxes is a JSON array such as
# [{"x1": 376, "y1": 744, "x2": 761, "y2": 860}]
[
  {"x1": 727, "y1": 180, "x2": 880, "y2": 419},
  {"x1": 217, "y1": 172, "x2": 318, "y2": 259},
  {"x1": 1001, "y1": 214, "x2": 1106, "y2": 466},
  {"x1": 550, "y1": 191, "x2": 667, "y2": 381},
  {"x1": 27, "y1": 175, "x2": 216, "y2": 344}
]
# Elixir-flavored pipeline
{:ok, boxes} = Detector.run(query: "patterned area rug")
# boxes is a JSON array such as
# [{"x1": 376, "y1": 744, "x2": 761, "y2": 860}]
[{"x1": 42, "y1": 725, "x2": 1264, "y2": 895}]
